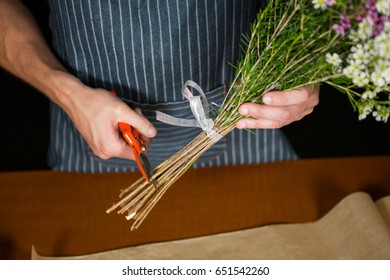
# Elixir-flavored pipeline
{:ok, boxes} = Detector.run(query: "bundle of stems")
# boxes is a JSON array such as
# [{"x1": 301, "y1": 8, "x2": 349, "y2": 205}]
[{"x1": 107, "y1": 0, "x2": 345, "y2": 230}]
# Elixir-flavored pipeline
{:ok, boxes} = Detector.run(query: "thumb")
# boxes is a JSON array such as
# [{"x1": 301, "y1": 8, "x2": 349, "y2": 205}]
[
  {"x1": 121, "y1": 107, "x2": 157, "y2": 139},
  {"x1": 111, "y1": 90, "x2": 156, "y2": 138},
  {"x1": 113, "y1": 108, "x2": 156, "y2": 161},
  {"x1": 132, "y1": 108, "x2": 154, "y2": 152}
]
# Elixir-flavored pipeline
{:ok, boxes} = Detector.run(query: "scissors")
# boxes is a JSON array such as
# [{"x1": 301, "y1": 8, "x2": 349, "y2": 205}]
[{"x1": 118, "y1": 122, "x2": 157, "y2": 187}]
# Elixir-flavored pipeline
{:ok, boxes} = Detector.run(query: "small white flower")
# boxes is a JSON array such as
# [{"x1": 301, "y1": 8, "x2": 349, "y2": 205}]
[
  {"x1": 348, "y1": 59, "x2": 365, "y2": 71},
  {"x1": 325, "y1": 53, "x2": 342, "y2": 67},
  {"x1": 374, "y1": 30, "x2": 390, "y2": 58},
  {"x1": 353, "y1": 72, "x2": 369, "y2": 87},
  {"x1": 375, "y1": 29, "x2": 390, "y2": 42},
  {"x1": 351, "y1": 45, "x2": 371, "y2": 64},
  {"x1": 359, "y1": 114, "x2": 367, "y2": 120},
  {"x1": 371, "y1": 72, "x2": 386, "y2": 87},
  {"x1": 365, "y1": 40, "x2": 376, "y2": 56},
  {"x1": 343, "y1": 66, "x2": 355, "y2": 79},
  {"x1": 382, "y1": 68, "x2": 390, "y2": 83},
  {"x1": 376, "y1": 0, "x2": 390, "y2": 17},
  {"x1": 358, "y1": 102, "x2": 373, "y2": 120},
  {"x1": 351, "y1": 44, "x2": 363, "y2": 53},
  {"x1": 362, "y1": 90, "x2": 376, "y2": 99},
  {"x1": 372, "y1": 111, "x2": 382, "y2": 121},
  {"x1": 348, "y1": 30, "x2": 360, "y2": 43},
  {"x1": 372, "y1": 106, "x2": 390, "y2": 123},
  {"x1": 312, "y1": 0, "x2": 327, "y2": 10},
  {"x1": 374, "y1": 58, "x2": 390, "y2": 73},
  {"x1": 377, "y1": 40, "x2": 390, "y2": 59},
  {"x1": 357, "y1": 17, "x2": 374, "y2": 40},
  {"x1": 384, "y1": 22, "x2": 390, "y2": 34}
]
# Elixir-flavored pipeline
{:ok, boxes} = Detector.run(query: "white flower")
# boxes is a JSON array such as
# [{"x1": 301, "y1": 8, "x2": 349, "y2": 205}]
[
  {"x1": 348, "y1": 30, "x2": 360, "y2": 43},
  {"x1": 358, "y1": 102, "x2": 373, "y2": 120},
  {"x1": 376, "y1": 0, "x2": 390, "y2": 17},
  {"x1": 362, "y1": 90, "x2": 376, "y2": 99},
  {"x1": 359, "y1": 114, "x2": 367, "y2": 120},
  {"x1": 382, "y1": 68, "x2": 390, "y2": 83},
  {"x1": 325, "y1": 53, "x2": 342, "y2": 67},
  {"x1": 343, "y1": 59, "x2": 365, "y2": 79},
  {"x1": 375, "y1": 34, "x2": 390, "y2": 59},
  {"x1": 372, "y1": 111, "x2": 382, "y2": 121},
  {"x1": 343, "y1": 66, "x2": 355, "y2": 79},
  {"x1": 374, "y1": 58, "x2": 390, "y2": 73},
  {"x1": 371, "y1": 71, "x2": 386, "y2": 87},
  {"x1": 351, "y1": 44, "x2": 371, "y2": 64},
  {"x1": 353, "y1": 72, "x2": 369, "y2": 87},
  {"x1": 312, "y1": 0, "x2": 327, "y2": 10},
  {"x1": 384, "y1": 22, "x2": 390, "y2": 34},
  {"x1": 346, "y1": 58, "x2": 365, "y2": 72},
  {"x1": 357, "y1": 17, "x2": 374, "y2": 40},
  {"x1": 365, "y1": 40, "x2": 376, "y2": 56},
  {"x1": 373, "y1": 106, "x2": 390, "y2": 123}
]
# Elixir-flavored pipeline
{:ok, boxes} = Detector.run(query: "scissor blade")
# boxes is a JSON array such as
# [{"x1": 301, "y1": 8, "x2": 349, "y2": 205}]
[{"x1": 138, "y1": 153, "x2": 158, "y2": 187}]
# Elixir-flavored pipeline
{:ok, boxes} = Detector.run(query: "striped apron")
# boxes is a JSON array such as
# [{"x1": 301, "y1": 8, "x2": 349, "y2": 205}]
[{"x1": 47, "y1": 0, "x2": 297, "y2": 172}]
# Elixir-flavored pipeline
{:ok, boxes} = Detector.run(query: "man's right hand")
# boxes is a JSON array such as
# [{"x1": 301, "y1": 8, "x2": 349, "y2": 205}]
[{"x1": 53, "y1": 73, "x2": 157, "y2": 161}]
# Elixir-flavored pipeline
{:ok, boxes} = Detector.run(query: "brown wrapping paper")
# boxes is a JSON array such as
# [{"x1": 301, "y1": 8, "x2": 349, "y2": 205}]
[{"x1": 32, "y1": 192, "x2": 390, "y2": 260}]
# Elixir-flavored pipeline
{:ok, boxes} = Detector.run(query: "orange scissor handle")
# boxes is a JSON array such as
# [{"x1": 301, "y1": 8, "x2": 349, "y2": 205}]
[
  {"x1": 118, "y1": 122, "x2": 150, "y2": 182},
  {"x1": 114, "y1": 90, "x2": 154, "y2": 184},
  {"x1": 118, "y1": 122, "x2": 145, "y2": 154}
]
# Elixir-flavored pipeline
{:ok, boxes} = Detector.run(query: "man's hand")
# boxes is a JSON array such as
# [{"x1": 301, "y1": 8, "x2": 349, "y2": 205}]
[
  {"x1": 56, "y1": 75, "x2": 157, "y2": 161},
  {"x1": 236, "y1": 86, "x2": 319, "y2": 129},
  {"x1": 0, "y1": 0, "x2": 156, "y2": 162}
]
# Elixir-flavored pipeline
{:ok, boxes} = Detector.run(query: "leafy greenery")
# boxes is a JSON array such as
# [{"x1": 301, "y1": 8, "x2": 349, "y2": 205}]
[{"x1": 215, "y1": 0, "x2": 345, "y2": 127}]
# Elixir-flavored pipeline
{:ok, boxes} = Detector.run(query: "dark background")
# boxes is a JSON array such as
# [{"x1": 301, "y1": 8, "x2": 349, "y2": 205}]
[{"x1": 1, "y1": 1, "x2": 389, "y2": 172}]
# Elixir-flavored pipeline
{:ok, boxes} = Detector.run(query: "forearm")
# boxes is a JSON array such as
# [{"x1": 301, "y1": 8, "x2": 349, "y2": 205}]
[{"x1": 0, "y1": 0, "x2": 81, "y2": 107}]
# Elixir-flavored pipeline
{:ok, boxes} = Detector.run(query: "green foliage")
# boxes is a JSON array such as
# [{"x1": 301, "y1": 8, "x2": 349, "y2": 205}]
[{"x1": 215, "y1": 0, "x2": 344, "y2": 127}]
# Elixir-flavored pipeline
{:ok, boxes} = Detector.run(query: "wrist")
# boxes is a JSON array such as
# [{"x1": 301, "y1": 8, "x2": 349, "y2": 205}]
[{"x1": 45, "y1": 69, "x2": 85, "y2": 111}]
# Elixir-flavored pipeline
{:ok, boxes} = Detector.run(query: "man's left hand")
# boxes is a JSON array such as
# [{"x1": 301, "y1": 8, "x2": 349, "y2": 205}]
[{"x1": 236, "y1": 86, "x2": 319, "y2": 129}]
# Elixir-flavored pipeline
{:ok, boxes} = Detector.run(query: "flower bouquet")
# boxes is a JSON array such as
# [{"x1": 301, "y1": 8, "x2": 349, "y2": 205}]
[{"x1": 107, "y1": 0, "x2": 390, "y2": 230}]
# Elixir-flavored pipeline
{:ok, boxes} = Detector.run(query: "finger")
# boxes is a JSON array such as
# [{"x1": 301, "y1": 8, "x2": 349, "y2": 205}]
[
  {"x1": 237, "y1": 104, "x2": 316, "y2": 129},
  {"x1": 236, "y1": 118, "x2": 286, "y2": 129},
  {"x1": 263, "y1": 87, "x2": 312, "y2": 106},
  {"x1": 90, "y1": 130, "x2": 136, "y2": 161},
  {"x1": 117, "y1": 104, "x2": 157, "y2": 138},
  {"x1": 239, "y1": 103, "x2": 303, "y2": 122},
  {"x1": 133, "y1": 107, "x2": 153, "y2": 151},
  {"x1": 109, "y1": 139, "x2": 136, "y2": 161},
  {"x1": 238, "y1": 104, "x2": 307, "y2": 129},
  {"x1": 134, "y1": 107, "x2": 143, "y2": 115}
]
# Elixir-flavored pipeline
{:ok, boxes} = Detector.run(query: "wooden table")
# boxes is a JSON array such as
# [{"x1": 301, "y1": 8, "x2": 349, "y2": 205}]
[{"x1": 1, "y1": 156, "x2": 389, "y2": 259}]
